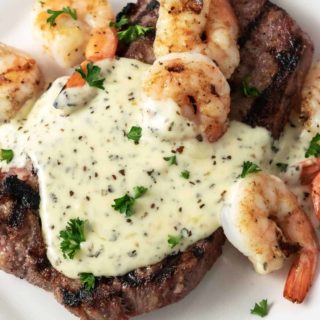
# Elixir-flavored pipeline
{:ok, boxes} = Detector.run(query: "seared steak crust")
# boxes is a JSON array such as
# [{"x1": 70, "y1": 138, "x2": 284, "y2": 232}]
[
  {"x1": 0, "y1": 167, "x2": 225, "y2": 320},
  {"x1": 116, "y1": 0, "x2": 159, "y2": 64},
  {"x1": 121, "y1": 0, "x2": 313, "y2": 138},
  {"x1": 229, "y1": 0, "x2": 313, "y2": 138}
]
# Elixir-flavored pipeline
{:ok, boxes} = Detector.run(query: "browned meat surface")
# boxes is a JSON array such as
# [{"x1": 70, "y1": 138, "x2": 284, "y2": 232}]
[
  {"x1": 121, "y1": 0, "x2": 313, "y2": 138},
  {"x1": 229, "y1": 0, "x2": 313, "y2": 138},
  {"x1": 230, "y1": 0, "x2": 267, "y2": 36},
  {"x1": 116, "y1": 0, "x2": 159, "y2": 64},
  {"x1": 0, "y1": 166, "x2": 225, "y2": 320}
]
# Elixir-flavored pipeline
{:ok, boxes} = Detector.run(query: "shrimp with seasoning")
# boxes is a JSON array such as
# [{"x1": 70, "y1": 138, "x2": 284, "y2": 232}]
[
  {"x1": 143, "y1": 52, "x2": 230, "y2": 142},
  {"x1": 0, "y1": 43, "x2": 43, "y2": 122},
  {"x1": 221, "y1": 172, "x2": 319, "y2": 303},
  {"x1": 301, "y1": 60, "x2": 320, "y2": 133},
  {"x1": 205, "y1": 0, "x2": 240, "y2": 78},
  {"x1": 297, "y1": 158, "x2": 320, "y2": 220},
  {"x1": 34, "y1": 0, "x2": 115, "y2": 68},
  {"x1": 293, "y1": 61, "x2": 320, "y2": 219},
  {"x1": 154, "y1": 0, "x2": 240, "y2": 78}
]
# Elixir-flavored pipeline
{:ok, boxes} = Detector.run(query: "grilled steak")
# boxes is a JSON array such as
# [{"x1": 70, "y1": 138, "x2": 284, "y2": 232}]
[
  {"x1": 120, "y1": 0, "x2": 313, "y2": 138},
  {"x1": 0, "y1": 165, "x2": 225, "y2": 320},
  {"x1": 229, "y1": 0, "x2": 313, "y2": 138},
  {"x1": 116, "y1": 0, "x2": 159, "y2": 64}
]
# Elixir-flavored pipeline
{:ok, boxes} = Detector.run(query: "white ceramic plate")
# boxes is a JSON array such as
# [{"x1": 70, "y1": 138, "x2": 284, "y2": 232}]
[{"x1": 0, "y1": 1, "x2": 320, "y2": 319}]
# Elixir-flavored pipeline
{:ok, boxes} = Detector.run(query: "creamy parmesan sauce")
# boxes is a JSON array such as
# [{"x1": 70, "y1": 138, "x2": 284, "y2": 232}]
[{"x1": 0, "y1": 58, "x2": 315, "y2": 279}]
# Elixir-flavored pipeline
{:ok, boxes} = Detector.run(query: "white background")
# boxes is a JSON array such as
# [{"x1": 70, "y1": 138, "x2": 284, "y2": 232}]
[{"x1": 0, "y1": 0, "x2": 320, "y2": 319}]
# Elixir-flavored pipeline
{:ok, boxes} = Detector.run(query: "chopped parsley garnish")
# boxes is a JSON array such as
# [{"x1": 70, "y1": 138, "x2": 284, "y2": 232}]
[
  {"x1": 75, "y1": 62, "x2": 105, "y2": 90},
  {"x1": 110, "y1": 14, "x2": 154, "y2": 44},
  {"x1": 163, "y1": 155, "x2": 178, "y2": 166},
  {"x1": 180, "y1": 170, "x2": 190, "y2": 179},
  {"x1": 241, "y1": 76, "x2": 260, "y2": 98},
  {"x1": 133, "y1": 186, "x2": 148, "y2": 198},
  {"x1": 79, "y1": 272, "x2": 96, "y2": 290},
  {"x1": 112, "y1": 186, "x2": 148, "y2": 217},
  {"x1": 250, "y1": 299, "x2": 269, "y2": 317},
  {"x1": 276, "y1": 162, "x2": 288, "y2": 172},
  {"x1": 168, "y1": 234, "x2": 183, "y2": 249},
  {"x1": 59, "y1": 218, "x2": 86, "y2": 259},
  {"x1": 240, "y1": 161, "x2": 261, "y2": 178},
  {"x1": 127, "y1": 126, "x2": 142, "y2": 143},
  {"x1": 47, "y1": 7, "x2": 77, "y2": 26},
  {"x1": 118, "y1": 25, "x2": 154, "y2": 43},
  {"x1": 305, "y1": 133, "x2": 320, "y2": 158},
  {"x1": 109, "y1": 15, "x2": 129, "y2": 29},
  {"x1": 0, "y1": 149, "x2": 14, "y2": 163}
]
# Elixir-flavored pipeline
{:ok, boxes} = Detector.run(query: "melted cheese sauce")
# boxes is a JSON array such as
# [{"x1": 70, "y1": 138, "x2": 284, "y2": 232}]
[{"x1": 0, "y1": 58, "x2": 315, "y2": 279}]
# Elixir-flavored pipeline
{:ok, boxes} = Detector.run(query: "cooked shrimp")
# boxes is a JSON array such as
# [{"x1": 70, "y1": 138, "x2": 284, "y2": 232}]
[
  {"x1": 64, "y1": 25, "x2": 118, "y2": 88},
  {"x1": 0, "y1": 43, "x2": 43, "y2": 122},
  {"x1": 154, "y1": 0, "x2": 210, "y2": 58},
  {"x1": 301, "y1": 60, "x2": 320, "y2": 133},
  {"x1": 143, "y1": 52, "x2": 230, "y2": 142},
  {"x1": 221, "y1": 172, "x2": 319, "y2": 303},
  {"x1": 154, "y1": 0, "x2": 239, "y2": 78},
  {"x1": 53, "y1": 25, "x2": 118, "y2": 113},
  {"x1": 33, "y1": 0, "x2": 115, "y2": 68},
  {"x1": 299, "y1": 158, "x2": 320, "y2": 220},
  {"x1": 205, "y1": 0, "x2": 240, "y2": 78}
]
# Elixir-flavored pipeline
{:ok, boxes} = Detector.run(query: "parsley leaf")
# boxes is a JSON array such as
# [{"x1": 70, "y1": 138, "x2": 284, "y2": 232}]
[
  {"x1": 118, "y1": 25, "x2": 154, "y2": 43},
  {"x1": 59, "y1": 218, "x2": 86, "y2": 259},
  {"x1": 305, "y1": 133, "x2": 320, "y2": 158},
  {"x1": 163, "y1": 155, "x2": 178, "y2": 166},
  {"x1": 0, "y1": 149, "x2": 14, "y2": 163},
  {"x1": 250, "y1": 299, "x2": 269, "y2": 317},
  {"x1": 112, "y1": 194, "x2": 135, "y2": 217},
  {"x1": 127, "y1": 126, "x2": 142, "y2": 143},
  {"x1": 133, "y1": 186, "x2": 148, "y2": 198},
  {"x1": 240, "y1": 161, "x2": 261, "y2": 178},
  {"x1": 75, "y1": 62, "x2": 105, "y2": 90},
  {"x1": 276, "y1": 162, "x2": 288, "y2": 172},
  {"x1": 110, "y1": 14, "x2": 154, "y2": 44},
  {"x1": 112, "y1": 186, "x2": 148, "y2": 217},
  {"x1": 47, "y1": 7, "x2": 77, "y2": 26},
  {"x1": 79, "y1": 272, "x2": 96, "y2": 290},
  {"x1": 168, "y1": 234, "x2": 183, "y2": 248},
  {"x1": 241, "y1": 76, "x2": 260, "y2": 98},
  {"x1": 180, "y1": 170, "x2": 190, "y2": 179},
  {"x1": 109, "y1": 15, "x2": 129, "y2": 29}
]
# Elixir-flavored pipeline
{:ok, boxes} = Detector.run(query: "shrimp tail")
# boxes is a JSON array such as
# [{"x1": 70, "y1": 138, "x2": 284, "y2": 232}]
[{"x1": 284, "y1": 250, "x2": 318, "y2": 303}]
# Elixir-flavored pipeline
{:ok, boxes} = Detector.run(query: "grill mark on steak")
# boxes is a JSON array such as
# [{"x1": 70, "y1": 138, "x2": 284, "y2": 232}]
[
  {"x1": 1, "y1": 175, "x2": 39, "y2": 209},
  {"x1": 0, "y1": 175, "x2": 39, "y2": 228},
  {"x1": 230, "y1": 1, "x2": 313, "y2": 138}
]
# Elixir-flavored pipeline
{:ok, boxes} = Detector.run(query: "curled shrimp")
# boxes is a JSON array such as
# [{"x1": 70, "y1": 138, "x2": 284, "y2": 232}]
[
  {"x1": 300, "y1": 60, "x2": 320, "y2": 133},
  {"x1": 205, "y1": 0, "x2": 240, "y2": 78},
  {"x1": 221, "y1": 172, "x2": 319, "y2": 303},
  {"x1": 0, "y1": 43, "x2": 43, "y2": 122},
  {"x1": 34, "y1": 0, "x2": 115, "y2": 68},
  {"x1": 53, "y1": 25, "x2": 118, "y2": 113},
  {"x1": 63, "y1": 26, "x2": 118, "y2": 90},
  {"x1": 299, "y1": 158, "x2": 320, "y2": 220},
  {"x1": 154, "y1": 0, "x2": 239, "y2": 78},
  {"x1": 154, "y1": 0, "x2": 210, "y2": 58},
  {"x1": 143, "y1": 52, "x2": 231, "y2": 142}
]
